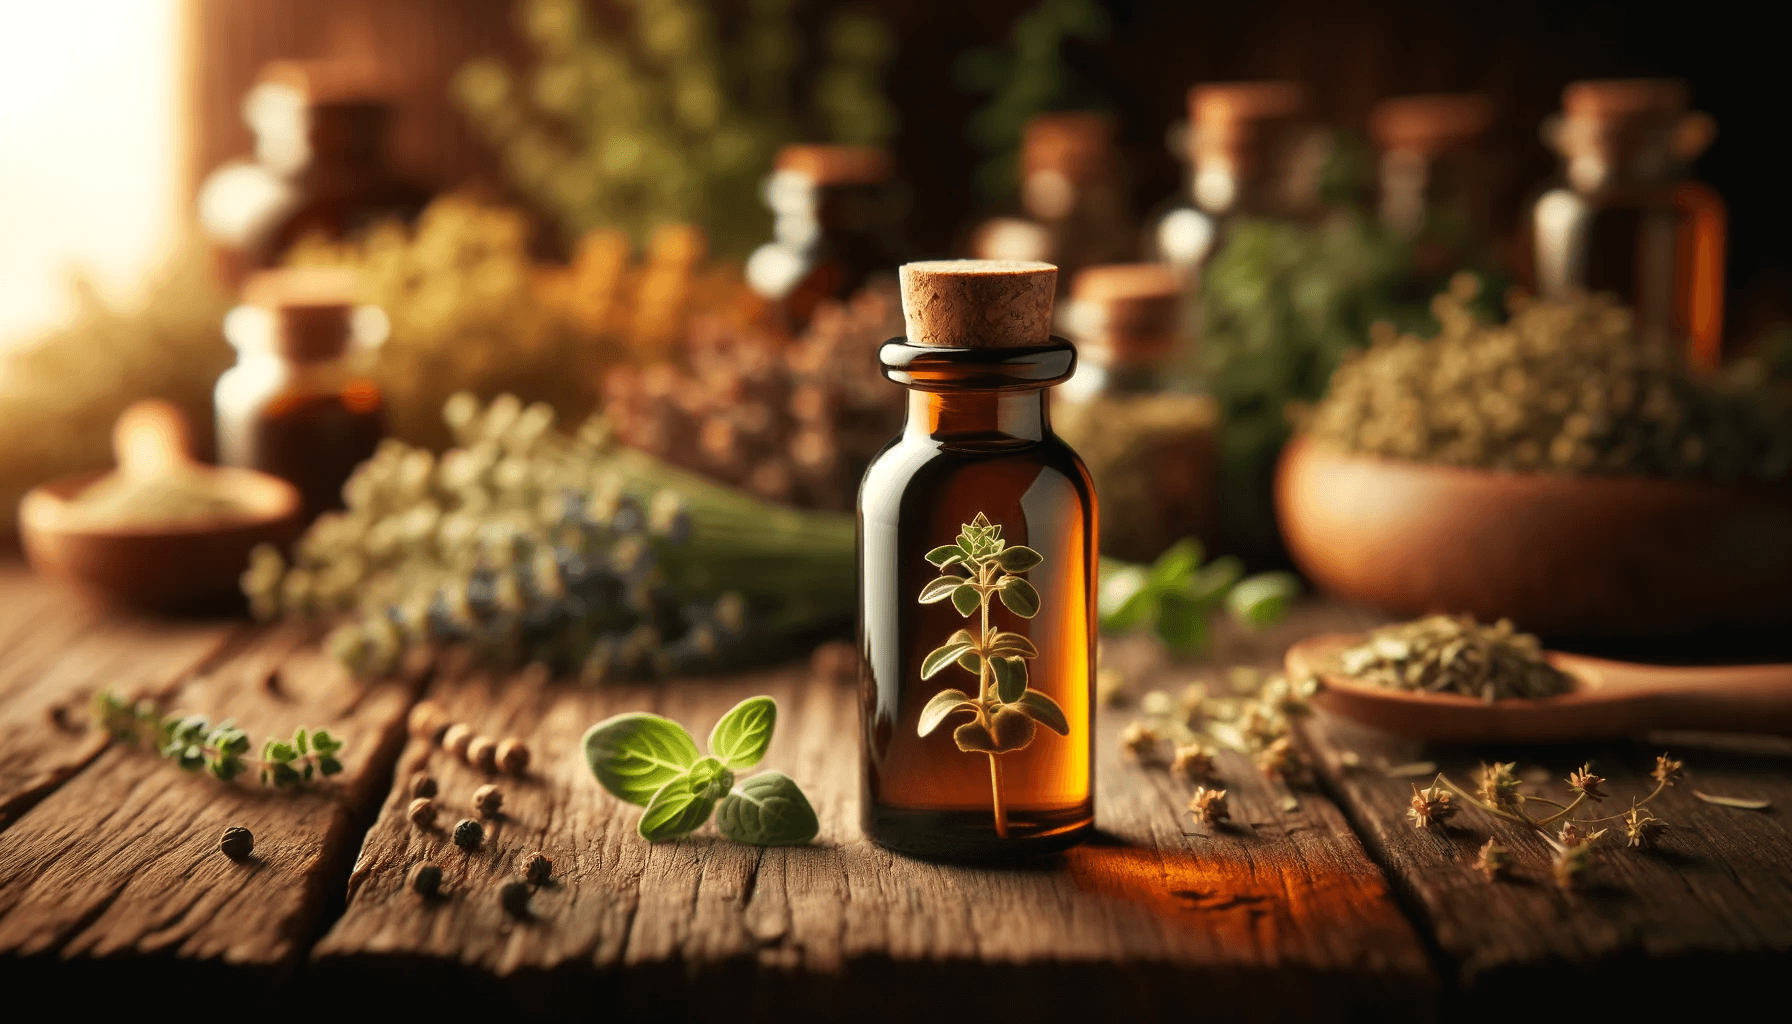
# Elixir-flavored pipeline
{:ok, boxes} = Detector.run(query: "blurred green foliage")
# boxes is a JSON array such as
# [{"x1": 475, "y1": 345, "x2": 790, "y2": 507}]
[
  {"x1": 454, "y1": 0, "x2": 897, "y2": 260},
  {"x1": 955, "y1": 0, "x2": 1110, "y2": 204}
]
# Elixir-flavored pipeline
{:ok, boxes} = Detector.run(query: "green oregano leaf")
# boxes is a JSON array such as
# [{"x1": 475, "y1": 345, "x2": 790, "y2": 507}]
[
  {"x1": 583, "y1": 713, "x2": 701, "y2": 806},
  {"x1": 997, "y1": 576, "x2": 1040, "y2": 617},
  {"x1": 950, "y1": 584, "x2": 981, "y2": 617},
  {"x1": 637, "y1": 772, "x2": 719, "y2": 841},
  {"x1": 991, "y1": 656, "x2": 1028, "y2": 703},
  {"x1": 918, "y1": 689, "x2": 975, "y2": 737},
  {"x1": 921, "y1": 639, "x2": 975, "y2": 679},
  {"x1": 918, "y1": 577, "x2": 962, "y2": 604},
  {"x1": 993, "y1": 546, "x2": 1042, "y2": 573},
  {"x1": 987, "y1": 631, "x2": 1038, "y2": 658},
  {"x1": 317, "y1": 755, "x2": 344, "y2": 776},
  {"x1": 293, "y1": 728, "x2": 309, "y2": 756},
  {"x1": 715, "y1": 772, "x2": 820, "y2": 846},
  {"x1": 925, "y1": 545, "x2": 967, "y2": 567},
  {"x1": 1227, "y1": 571, "x2": 1301, "y2": 626},
  {"x1": 1014, "y1": 690, "x2": 1069, "y2": 735},
  {"x1": 708, "y1": 696, "x2": 776, "y2": 770}
]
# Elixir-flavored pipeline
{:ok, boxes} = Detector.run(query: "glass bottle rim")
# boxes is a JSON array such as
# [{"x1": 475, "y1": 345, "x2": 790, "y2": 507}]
[{"x1": 878, "y1": 337, "x2": 1076, "y2": 392}]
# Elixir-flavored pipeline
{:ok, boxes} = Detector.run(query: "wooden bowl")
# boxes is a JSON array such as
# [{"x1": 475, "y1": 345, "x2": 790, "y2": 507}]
[
  {"x1": 20, "y1": 467, "x2": 301, "y2": 613},
  {"x1": 1274, "y1": 436, "x2": 1792, "y2": 637}
]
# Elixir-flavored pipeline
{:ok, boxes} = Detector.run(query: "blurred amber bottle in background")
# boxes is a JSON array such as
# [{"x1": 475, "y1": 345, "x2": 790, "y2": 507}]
[
  {"x1": 1370, "y1": 93, "x2": 1497, "y2": 286},
  {"x1": 197, "y1": 60, "x2": 430, "y2": 292},
  {"x1": 1055, "y1": 263, "x2": 1219, "y2": 562},
  {"x1": 1520, "y1": 79, "x2": 1726, "y2": 369},
  {"x1": 969, "y1": 112, "x2": 1135, "y2": 293},
  {"x1": 747, "y1": 144, "x2": 907, "y2": 335},
  {"x1": 216, "y1": 268, "x2": 388, "y2": 525}
]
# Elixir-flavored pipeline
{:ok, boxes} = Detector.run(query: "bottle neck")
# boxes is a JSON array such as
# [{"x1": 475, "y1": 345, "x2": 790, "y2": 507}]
[{"x1": 906, "y1": 389, "x2": 1050, "y2": 445}]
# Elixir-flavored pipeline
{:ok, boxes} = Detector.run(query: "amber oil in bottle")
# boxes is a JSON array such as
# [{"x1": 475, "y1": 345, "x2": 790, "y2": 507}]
[{"x1": 859, "y1": 260, "x2": 1097, "y2": 861}]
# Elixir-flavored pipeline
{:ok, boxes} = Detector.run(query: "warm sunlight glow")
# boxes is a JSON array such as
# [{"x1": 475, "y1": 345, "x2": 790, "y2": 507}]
[{"x1": 0, "y1": 0, "x2": 185, "y2": 347}]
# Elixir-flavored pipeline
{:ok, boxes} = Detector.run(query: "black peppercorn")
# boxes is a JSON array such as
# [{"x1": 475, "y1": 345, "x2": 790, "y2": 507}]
[
  {"x1": 219, "y1": 825, "x2": 254, "y2": 860},
  {"x1": 452, "y1": 818, "x2": 484, "y2": 851},
  {"x1": 523, "y1": 851, "x2": 552, "y2": 885},
  {"x1": 408, "y1": 862, "x2": 443, "y2": 897},
  {"x1": 499, "y1": 879, "x2": 531, "y2": 918}
]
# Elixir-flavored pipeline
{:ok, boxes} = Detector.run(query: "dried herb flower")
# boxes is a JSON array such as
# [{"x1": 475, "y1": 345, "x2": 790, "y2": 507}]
[
  {"x1": 408, "y1": 862, "x2": 443, "y2": 898},
  {"x1": 1566, "y1": 763, "x2": 1608, "y2": 802},
  {"x1": 1623, "y1": 806, "x2": 1667, "y2": 849},
  {"x1": 523, "y1": 851, "x2": 553, "y2": 885},
  {"x1": 1473, "y1": 839, "x2": 1513, "y2": 881},
  {"x1": 452, "y1": 818, "x2": 484, "y2": 851},
  {"x1": 1557, "y1": 821, "x2": 1605, "y2": 847},
  {"x1": 1254, "y1": 736, "x2": 1306, "y2": 784},
  {"x1": 1188, "y1": 787, "x2": 1230, "y2": 826},
  {"x1": 1171, "y1": 742, "x2": 1217, "y2": 783},
  {"x1": 497, "y1": 738, "x2": 530, "y2": 776},
  {"x1": 410, "y1": 772, "x2": 438, "y2": 799},
  {"x1": 1121, "y1": 722, "x2": 1164, "y2": 763},
  {"x1": 1551, "y1": 844, "x2": 1591, "y2": 890},
  {"x1": 408, "y1": 797, "x2": 438, "y2": 829},
  {"x1": 1407, "y1": 783, "x2": 1455, "y2": 830},
  {"x1": 1096, "y1": 666, "x2": 1128, "y2": 707},
  {"x1": 219, "y1": 826, "x2": 254, "y2": 861},
  {"x1": 1140, "y1": 691, "x2": 1175, "y2": 719},
  {"x1": 1475, "y1": 762, "x2": 1522, "y2": 811},
  {"x1": 1652, "y1": 755, "x2": 1684, "y2": 787},
  {"x1": 474, "y1": 783, "x2": 503, "y2": 818}
]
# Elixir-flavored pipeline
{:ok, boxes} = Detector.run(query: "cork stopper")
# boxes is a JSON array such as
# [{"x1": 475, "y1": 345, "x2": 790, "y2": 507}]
[
  {"x1": 1371, "y1": 94, "x2": 1492, "y2": 154},
  {"x1": 244, "y1": 268, "x2": 359, "y2": 362},
  {"x1": 899, "y1": 260, "x2": 1057, "y2": 349},
  {"x1": 776, "y1": 145, "x2": 892, "y2": 186},
  {"x1": 1021, "y1": 112, "x2": 1118, "y2": 185},
  {"x1": 1070, "y1": 264, "x2": 1180, "y2": 365}
]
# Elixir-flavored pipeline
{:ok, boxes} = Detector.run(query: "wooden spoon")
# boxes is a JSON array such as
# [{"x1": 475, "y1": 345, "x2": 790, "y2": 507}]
[{"x1": 1286, "y1": 632, "x2": 1792, "y2": 743}]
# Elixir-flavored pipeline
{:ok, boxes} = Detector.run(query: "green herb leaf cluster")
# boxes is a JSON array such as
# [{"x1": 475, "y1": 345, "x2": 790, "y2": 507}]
[
  {"x1": 1098, "y1": 538, "x2": 1299, "y2": 655},
  {"x1": 916, "y1": 513, "x2": 1066, "y2": 758},
  {"x1": 583, "y1": 696, "x2": 818, "y2": 845},
  {"x1": 92, "y1": 690, "x2": 345, "y2": 788}
]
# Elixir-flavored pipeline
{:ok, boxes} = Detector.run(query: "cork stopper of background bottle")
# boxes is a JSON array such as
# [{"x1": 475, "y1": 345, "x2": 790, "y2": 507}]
[{"x1": 899, "y1": 259, "x2": 1058, "y2": 348}]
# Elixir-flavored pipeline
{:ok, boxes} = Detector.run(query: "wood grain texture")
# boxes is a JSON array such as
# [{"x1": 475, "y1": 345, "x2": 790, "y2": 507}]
[
  {"x1": 312, "y1": 648, "x2": 1434, "y2": 1020},
  {"x1": 1299, "y1": 713, "x2": 1792, "y2": 1008},
  {"x1": 0, "y1": 568, "x2": 236, "y2": 830},
  {"x1": 0, "y1": 623, "x2": 427, "y2": 986}
]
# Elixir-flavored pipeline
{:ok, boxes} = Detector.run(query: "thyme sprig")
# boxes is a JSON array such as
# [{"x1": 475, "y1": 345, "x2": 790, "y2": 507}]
[
  {"x1": 92, "y1": 690, "x2": 345, "y2": 787},
  {"x1": 914, "y1": 513, "x2": 1069, "y2": 839}
]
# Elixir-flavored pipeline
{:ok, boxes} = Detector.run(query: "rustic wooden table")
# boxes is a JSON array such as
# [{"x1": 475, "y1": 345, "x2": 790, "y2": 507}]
[{"x1": 1, "y1": 562, "x2": 1788, "y2": 1019}]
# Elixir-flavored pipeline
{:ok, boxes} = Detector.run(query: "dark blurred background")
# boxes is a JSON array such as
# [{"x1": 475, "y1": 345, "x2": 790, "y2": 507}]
[{"x1": 185, "y1": 0, "x2": 1785, "y2": 332}]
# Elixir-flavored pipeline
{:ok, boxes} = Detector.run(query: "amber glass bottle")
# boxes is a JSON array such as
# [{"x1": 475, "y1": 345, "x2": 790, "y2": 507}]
[
  {"x1": 860, "y1": 260, "x2": 1096, "y2": 861},
  {"x1": 1520, "y1": 79, "x2": 1726, "y2": 369},
  {"x1": 216, "y1": 268, "x2": 387, "y2": 524}
]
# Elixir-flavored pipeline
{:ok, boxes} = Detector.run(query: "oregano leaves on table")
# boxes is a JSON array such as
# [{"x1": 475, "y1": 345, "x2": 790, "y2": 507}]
[{"x1": 583, "y1": 696, "x2": 819, "y2": 845}]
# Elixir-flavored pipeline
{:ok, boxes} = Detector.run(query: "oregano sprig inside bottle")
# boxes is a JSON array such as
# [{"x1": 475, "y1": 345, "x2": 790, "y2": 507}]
[{"x1": 583, "y1": 696, "x2": 819, "y2": 845}]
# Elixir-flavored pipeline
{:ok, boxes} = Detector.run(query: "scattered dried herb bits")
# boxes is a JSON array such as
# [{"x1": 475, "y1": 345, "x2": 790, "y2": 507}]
[
  {"x1": 452, "y1": 818, "x2": 484, "y2": 850},
  {"x1": 499, "y1": 879, "x2": 532, "y2": 918},
  {"x1": 523, "y1": 851, "x2": 552, "y2": 885},
  {"x1": 219, "y1": 825, "x2": 254, "y2": 860},
  {"x1": 408, "y1": 862, "x2": 443, "y2": 897},
  {"x1": 473, "y1": 783, "x2": 503, "y2": 817},
  {"x1": 408, "y1": 797, "x2": 438, "y2": 828},
  {"x1": 497, "y1": 738, "x2": 530, "y2": 776},
  {"x1": 1334, "y1": 614, "x2": 1574, "y2": 702}
]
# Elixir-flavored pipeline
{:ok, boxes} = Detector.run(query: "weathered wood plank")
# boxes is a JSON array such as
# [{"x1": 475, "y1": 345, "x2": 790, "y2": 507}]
[
  {"x1": 0, "y1": 567, "x2": 238, "y2": 830},
  {"x1": 1300, "y1": 710, "x2": 1792, "y2": 1008},
  {"x1": 311, "y1": 645, "x2": 1435, "y2": 1020},
  {"x1": 0, "y1": 623, "x2": 427, "y2": 984}
]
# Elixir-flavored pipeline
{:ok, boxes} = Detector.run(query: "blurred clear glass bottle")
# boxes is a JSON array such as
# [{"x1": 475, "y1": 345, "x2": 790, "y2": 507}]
[
  {"x1": 1055, "y1": 264, "x2": 1220, "y2": 561},
  {"x1": 746, "y1": 145, "x2": 906, "y2": 335},
  {"x1": 216, "y1": 268, "x2": 388, "y2": 525},
  {"x1": 197, "y1": 60, "x2": 430, "y2": 292},
  {"x1": 1520, "y1": 79, "x2": 1725, "y2": 369},
  {"x1": 969, "y1": 112, "x2": 1135, "y2": 293},
  {"x1": 1370, "y1": 93, "x2": 1497, "y2": 290}
]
